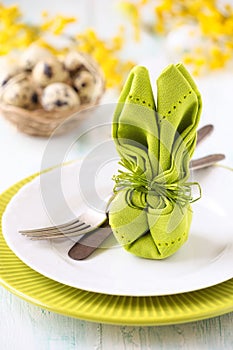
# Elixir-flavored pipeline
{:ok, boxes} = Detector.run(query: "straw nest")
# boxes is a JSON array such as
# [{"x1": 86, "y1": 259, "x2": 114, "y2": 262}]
[{"x1": 0, "y1": 50, "x2": 105, "y2": 137}]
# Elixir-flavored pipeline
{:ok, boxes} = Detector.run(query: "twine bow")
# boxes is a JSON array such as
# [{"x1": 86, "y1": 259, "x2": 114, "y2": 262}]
[{"x1": 112, "y1": 161, "x2": 201, "y2": 209}]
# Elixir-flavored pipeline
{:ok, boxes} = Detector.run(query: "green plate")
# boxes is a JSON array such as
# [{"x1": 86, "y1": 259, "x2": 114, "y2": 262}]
[{"x1": 0, "y1": 174, "x2": 232, "y2": 325}]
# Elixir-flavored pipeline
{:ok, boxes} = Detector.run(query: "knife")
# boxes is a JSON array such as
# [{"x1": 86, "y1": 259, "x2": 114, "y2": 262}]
[{"x1": 68, "y1": 218, "x2": 112, "y2": 260}]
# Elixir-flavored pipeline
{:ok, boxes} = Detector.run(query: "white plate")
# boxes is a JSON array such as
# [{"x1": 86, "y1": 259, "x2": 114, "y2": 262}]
[{"x1": 2, "y1": 160, "x2": 233, "y2": 296}]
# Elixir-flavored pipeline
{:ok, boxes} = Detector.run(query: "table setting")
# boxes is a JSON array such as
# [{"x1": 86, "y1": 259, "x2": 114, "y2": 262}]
[{"x1": 1, "y1": 62, "x2": 232, "y2": 327}]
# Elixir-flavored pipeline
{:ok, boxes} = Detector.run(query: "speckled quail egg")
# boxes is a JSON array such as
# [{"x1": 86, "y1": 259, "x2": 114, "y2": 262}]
[
  {"x1": 1, "y1": 74, "x2": 38, "y2": 109},
  {"x1": 20, "y1": 44, "x2": 53, "y2": 71},
  {"x1": 63, "y1": 51, "x2": 85, "y2": 73},
  {"x1": 0, "y1": 58, "x2": 22, "y2": 88},
  {"x1": 41, "y1": 82, "x2": 80, "y2": 111},
  {"x1": 73, "y1": 70, "x2": 96, "y2": 104},
  {"x1": 32, "y1": 57, "x2": 69, "y2": 87}
]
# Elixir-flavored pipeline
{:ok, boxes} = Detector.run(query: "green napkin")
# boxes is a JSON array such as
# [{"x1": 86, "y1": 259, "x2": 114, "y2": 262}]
[{"x1": 109, "y1": 64, "x2": 202, "y2": 259}]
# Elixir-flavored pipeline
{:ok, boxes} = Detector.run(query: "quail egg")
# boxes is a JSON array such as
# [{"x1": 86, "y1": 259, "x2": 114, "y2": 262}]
[
  {"x1": 32, "y1": 57, "x2": 69, "y2": 87},
  {"x1": 73, "y1": 70, "x2": 96, "y2": 104},
  {"x1": 63, "y1": 51, "x2": 85, "y2": 73},
  {"x1": 20, "y1": 44, "x2": 53, "y2": 71},
  {"x1": 41, "y1": 82, "x2": 80, "y2": 111},
  {"x1": 1, "y1": 74, "x2": 38, "y2": 109},
  {"x1": 0, "y1": 58, "x2": 21, "y2": 87}
]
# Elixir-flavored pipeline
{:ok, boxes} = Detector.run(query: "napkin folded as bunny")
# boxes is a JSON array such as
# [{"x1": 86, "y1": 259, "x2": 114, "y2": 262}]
[{"x1": 109, "y1": 64, "x2": 202, "y2": 259}]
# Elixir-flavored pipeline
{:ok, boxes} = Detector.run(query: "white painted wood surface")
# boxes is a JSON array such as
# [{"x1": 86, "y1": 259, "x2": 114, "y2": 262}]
[
  {"x1": 0, "y1": 285, "x2": 232, "y2": 350},
  {"x1": 0, "y1": 1, "x2": 232, "y2": 349}
]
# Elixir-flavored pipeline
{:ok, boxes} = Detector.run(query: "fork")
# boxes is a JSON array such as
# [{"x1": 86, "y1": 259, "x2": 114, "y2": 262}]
[
  {"x1": 19, "y1": 207, "x2": 108, "y2": 240},
  {"x1": 19, "y1": 124, "x2": 225, "y2": 240}
]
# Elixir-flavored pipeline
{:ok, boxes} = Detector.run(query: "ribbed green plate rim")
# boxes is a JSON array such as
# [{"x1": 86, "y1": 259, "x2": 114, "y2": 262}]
[{"x1": 0, "y1": 173, "x2": 232, "y2": 326}]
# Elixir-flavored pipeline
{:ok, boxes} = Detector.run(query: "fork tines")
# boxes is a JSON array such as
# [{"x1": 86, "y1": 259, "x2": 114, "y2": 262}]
[{"x1": 19, "y1": 217, "x2": 91, "y2": 240}]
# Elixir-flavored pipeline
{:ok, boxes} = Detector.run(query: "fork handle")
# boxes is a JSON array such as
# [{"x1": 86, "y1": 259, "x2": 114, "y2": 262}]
[{"x1": 68, "y1": 220, "x2": 112, "y2": 260}]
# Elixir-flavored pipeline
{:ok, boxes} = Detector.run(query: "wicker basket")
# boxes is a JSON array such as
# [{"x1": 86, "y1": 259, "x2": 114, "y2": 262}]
[{"x1": 0, "y1": 52, "x2": 105, "y2": 137}]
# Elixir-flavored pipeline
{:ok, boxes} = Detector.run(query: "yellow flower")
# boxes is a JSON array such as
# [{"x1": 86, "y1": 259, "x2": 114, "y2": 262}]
[
  {"x1": 121, "y1": 0, "x2": 233, "y2": 74},
  {"x1": 0, "y1": 3, "x2": 134, "y2": 89},
  {"x1": 76, "y1": 28, "x2": 134, "y2": 88},
  {"x1": 0, "y1": 3, "x2": 39, "y2": 54},
  {"x1": 41, "y1": 13, "x2": 76, "y2": 35},
  {"x1": 118, "y1": 1, "x2": 145, "y2": 40}
]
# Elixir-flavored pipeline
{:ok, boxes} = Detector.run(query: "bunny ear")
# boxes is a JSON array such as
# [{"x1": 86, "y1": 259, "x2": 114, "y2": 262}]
[
  {"x1": 112, "y1": 66, "x2": 159, "y2": 177},
  {"x1": 113, "y1": 65, "x2": 155, "y2": 112},
  {"x1": 175, "y1": 63, "x2": 202, "y2": 153},
  {"x1": 156, "y1": 64, "x2": 201, "y2": 179}
]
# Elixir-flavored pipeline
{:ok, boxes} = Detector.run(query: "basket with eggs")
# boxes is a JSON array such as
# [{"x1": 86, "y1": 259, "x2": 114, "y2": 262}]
[{"x1": 0, "y1": 45, "x2": 105, "y2": 136}]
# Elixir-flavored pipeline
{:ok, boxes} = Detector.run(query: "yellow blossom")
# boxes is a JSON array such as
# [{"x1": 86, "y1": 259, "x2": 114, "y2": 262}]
[
  {"x1": 0, "y1": 3, "x2": 134, "y2": 89},
  {"x1": 41, "y1": 13, "x2": 76, "y2": 35},
  {"x1": 0, "y1": 3, "x2": 39, "y2": 54},
  {"x1": 76, "y1": 28, "x2": 134, "y2": 88},
  {"x1": 120, "y1": 0, "x2": 233, "y2": 74},
  {"x1": 118, "y1": 1, "x2": 142, "y2": 40}
]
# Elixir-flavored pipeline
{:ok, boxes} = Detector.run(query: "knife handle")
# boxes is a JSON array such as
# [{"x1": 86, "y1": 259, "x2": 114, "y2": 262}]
[{"x1": 68, "y1": 220, "x2": 112, "y2": 260}]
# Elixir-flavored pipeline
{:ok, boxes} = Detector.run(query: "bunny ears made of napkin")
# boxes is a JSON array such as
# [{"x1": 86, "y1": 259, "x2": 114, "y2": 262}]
[{"x1": 108, "y1": 64, "x2": 202, "y2": 259}]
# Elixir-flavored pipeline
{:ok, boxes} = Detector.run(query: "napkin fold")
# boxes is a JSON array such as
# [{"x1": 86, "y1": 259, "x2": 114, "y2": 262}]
[{"x1": 109, "y1": 64, "x2": 202, "y2": 259}]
